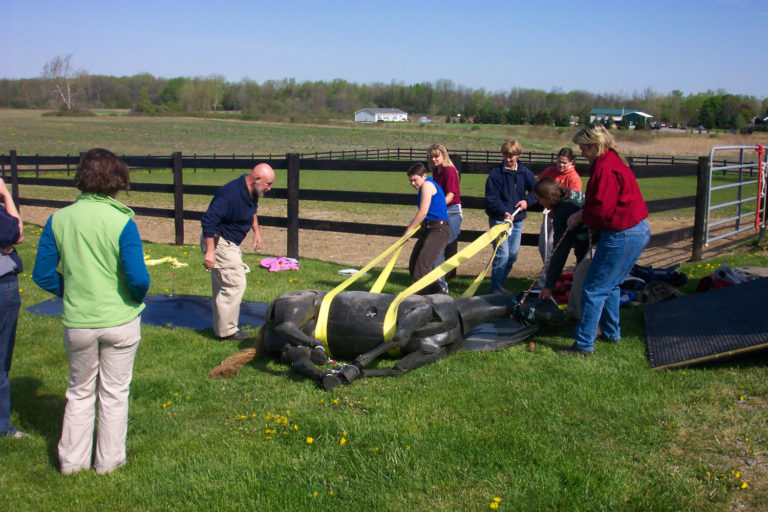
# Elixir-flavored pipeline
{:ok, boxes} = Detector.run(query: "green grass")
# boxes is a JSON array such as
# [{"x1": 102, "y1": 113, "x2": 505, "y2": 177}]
[
  {"x1": 2, "y1": 108, "x2": 750, "y2": 158},
  {"x1": 2, "y1": 224, "x2": 768, "y2": 511}
]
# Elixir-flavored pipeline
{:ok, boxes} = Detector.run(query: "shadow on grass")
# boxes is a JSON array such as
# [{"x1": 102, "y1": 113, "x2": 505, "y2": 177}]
[{"x1": 10, "y1": 376, "x2": 65, "y2": 468}]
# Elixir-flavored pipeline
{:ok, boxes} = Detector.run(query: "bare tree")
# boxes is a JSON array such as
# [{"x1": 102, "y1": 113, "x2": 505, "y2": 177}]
[{"x1": 42, "y1": 54, "x2": 87, "y2": 110}]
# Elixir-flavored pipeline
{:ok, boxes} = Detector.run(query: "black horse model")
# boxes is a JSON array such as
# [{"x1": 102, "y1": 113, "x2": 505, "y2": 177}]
[{"x1": 210, "y1": 289, "x2": 561, "y2": 390}]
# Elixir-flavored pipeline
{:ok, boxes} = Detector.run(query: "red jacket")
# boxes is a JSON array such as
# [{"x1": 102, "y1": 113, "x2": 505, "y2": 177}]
[{"x1": 582, "y1": 150, "x2": 647, "y2": 231}]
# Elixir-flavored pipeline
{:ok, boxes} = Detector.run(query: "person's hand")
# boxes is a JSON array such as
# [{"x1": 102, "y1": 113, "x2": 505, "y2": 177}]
[
  {"x1": 15, "y1": 217, "x2": 23, "y2": 244},
  {"x1": 515, "y1": 199, "x2": 528, "y2": 211},
  {"x1": 0, "y1": 245, "x2": 12, "y2": 255},
  {"x1": 567, "y1": 210, "x2": 583, "y2": 230},
  {"x1": 504, "y1": 211, "x2": 516, "y2": 222},
  {"x1": 0, "y1": 177, "x2": 8, "y2": 198},
  {"x1": 203, "y1": 250, "x2": 216, "y2": 270},
  {"x1": 252, "y1": 232, "x2": 263, "y2": 251},
  {"x1": 539, "y1": 288, "x2": 552, "y2": 301}
]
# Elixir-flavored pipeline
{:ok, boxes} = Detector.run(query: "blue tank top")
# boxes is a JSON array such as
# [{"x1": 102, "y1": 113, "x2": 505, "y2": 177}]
[{"x1": 419, "y1": 177, "x2": 449, "y2": 221}]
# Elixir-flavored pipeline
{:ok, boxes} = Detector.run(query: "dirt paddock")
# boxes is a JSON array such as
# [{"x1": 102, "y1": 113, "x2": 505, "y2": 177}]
[{"x1": 21, "y1": 206, "x2": 757, "y2": 277}]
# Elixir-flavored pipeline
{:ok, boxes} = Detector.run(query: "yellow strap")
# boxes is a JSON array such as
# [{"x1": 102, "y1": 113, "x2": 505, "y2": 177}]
[
  {"x1": 144, "y1": 255, "x2": 188, "y2": 269},
  {"x1": 460, "y1": 229, "x2": 509, "y2": 298},
  {"x1": 381, "y1": 221, "x2": 512, "y2": 341},
  {"x1": 314, "y1": 226, "x2": 421, "y2": 345},
  {"x1": 369, "y1": 243, "x2": 404, "y2": 293}
]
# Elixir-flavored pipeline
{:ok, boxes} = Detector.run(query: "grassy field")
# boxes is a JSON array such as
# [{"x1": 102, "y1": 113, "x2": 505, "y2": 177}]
[
  {"x1": 2, "y1": 108, "x2": 767, "y2": 158},
  {"x1": 1, "y1": 225, "x2": 768, "y2": 511},
  {"x1": 2, "y1": 111, "x2": 768, "y2": 510}
]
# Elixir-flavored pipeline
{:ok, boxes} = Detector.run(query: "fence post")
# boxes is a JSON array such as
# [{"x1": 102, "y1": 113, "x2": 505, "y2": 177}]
[
  {"x1": 452, "y1": 154, "x2": 462, "y2": 176},
  {"x1": 691, "y1": 156, "x2": 709, "y2": 261},
  {"x1": 286, "y1": 153, "x2": 300, "y2": 259},
  {"x1": 172, "y1": 152, "x2": 184, "y2": 245},
  {"x1": 9, "y1": 150, "x2": 20, "y2": 212}
]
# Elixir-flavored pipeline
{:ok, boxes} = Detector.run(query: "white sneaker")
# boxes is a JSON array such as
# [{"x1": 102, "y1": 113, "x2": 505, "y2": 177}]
[{"x1": 1, "y1": 429, "x2": 28, "y2": 439}]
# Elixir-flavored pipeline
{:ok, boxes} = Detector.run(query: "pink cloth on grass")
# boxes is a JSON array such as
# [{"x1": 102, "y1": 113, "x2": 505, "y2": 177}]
[{"x1": 259, "y1": 257, "x2": 299, "y2": 272}]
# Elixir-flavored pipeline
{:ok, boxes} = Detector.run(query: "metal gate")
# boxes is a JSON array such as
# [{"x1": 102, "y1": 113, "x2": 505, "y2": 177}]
[{"x1": 705, "y1": 145, "x2": 767, "y2": 245}]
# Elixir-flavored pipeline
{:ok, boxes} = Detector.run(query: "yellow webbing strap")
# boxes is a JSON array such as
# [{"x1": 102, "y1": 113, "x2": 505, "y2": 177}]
[
  {"x1": 314, "y1": 226, "x2": 421, "y2": 344},
  {"x1": 381, "y1": 221, "x2": 513, "y2": 341},
  {"x1": 460, "y1": 229, "x2": 509, "y2": 298},
  {"x1": 369, "y1": 243, "x2": 405, "y2": 294},
  {"x1": 144, "y1": 255, "x2": 188, "y2": 269}
]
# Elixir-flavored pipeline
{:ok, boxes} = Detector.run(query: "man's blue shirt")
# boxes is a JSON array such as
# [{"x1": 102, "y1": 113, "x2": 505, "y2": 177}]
[{"x1": 201, "y1": 174, "x2": 259, "y2": 245}]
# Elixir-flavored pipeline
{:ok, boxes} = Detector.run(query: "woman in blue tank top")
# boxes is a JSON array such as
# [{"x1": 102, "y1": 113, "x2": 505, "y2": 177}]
[{"x1": 404, "y1": 163, "x2": 450, "y2": 295}]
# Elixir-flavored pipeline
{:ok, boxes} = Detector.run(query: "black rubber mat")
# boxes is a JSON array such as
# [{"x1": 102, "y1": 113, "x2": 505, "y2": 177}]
[
  {"x1": 27, "y1": 294, "x2": 268, "y2": 331},
  {"x1": 644, "y1": 277, "x2": 768, "y2": 369},
  {"x1": 460, "y1": 317, "x2": 538, "y2": 352}
]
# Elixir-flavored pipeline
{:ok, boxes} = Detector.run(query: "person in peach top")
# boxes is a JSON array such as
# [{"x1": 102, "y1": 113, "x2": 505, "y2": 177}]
[{"x1": 537, "y1": 148, "x2": 582, "y2": 266}]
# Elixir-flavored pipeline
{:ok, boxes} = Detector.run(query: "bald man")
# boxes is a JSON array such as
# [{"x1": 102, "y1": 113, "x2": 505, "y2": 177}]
[{"x1": 201, "y1": 163, "x2": 275, "y2": 340}]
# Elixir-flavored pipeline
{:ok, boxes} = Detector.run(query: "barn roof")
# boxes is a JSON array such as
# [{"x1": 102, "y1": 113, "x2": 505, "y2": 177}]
[{"x1": 355, "y1": 108, "x2": 408, "y2": 115}]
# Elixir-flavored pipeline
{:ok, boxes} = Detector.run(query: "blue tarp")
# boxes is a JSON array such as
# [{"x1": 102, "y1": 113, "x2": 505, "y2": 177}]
[
  {"x1": 28, "y1": 295, "x2": 536, "y2": 350},
  {"x1": 27, "y1": 294, "x2": 268, "y2": 331}
]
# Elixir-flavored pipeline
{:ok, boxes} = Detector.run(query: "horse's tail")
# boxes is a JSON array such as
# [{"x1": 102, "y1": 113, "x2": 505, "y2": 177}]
[{"x1": 208, "y1": 327, "x2": 267, "y2": 378}]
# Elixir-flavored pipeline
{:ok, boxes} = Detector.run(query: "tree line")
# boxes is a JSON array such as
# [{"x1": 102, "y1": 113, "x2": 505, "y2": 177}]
[{"x1": 2, "y1": 55, "x2": 767, "y2": 130}]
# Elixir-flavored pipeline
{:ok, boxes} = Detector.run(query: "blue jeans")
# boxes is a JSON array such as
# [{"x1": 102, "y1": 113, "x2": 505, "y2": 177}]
[
  {"x1": 573, "y1": 219, "x2": 650, "y2": 351},
  {"x1": 488, "y1": 219, "x2": 523, "y2": 293},
  {"x1": 434, "y1": 205, "x2": 463, "y2": 280},
  {"x1": 0, "y1": 279, "x2": 21, "y2": 435}
]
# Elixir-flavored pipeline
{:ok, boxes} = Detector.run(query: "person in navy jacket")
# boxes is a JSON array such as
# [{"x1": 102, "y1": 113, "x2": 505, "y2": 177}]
[
  {"x1": 201, "y1": 164, "x2": 274, "y2": 340},
  {"x1": 484, "y1": 140, "x2": 538, "y2": 293}
]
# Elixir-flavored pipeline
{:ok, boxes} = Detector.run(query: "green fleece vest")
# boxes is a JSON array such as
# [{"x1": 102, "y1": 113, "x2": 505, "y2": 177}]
[{"x1": 51, "y1": 193, "x2": 145, "y2": 328}]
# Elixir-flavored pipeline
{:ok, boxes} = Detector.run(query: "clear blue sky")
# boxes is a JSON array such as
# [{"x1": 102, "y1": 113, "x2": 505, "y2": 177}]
[{"x1": 2, "y1": 0, "x2": 767, "y2": 98}]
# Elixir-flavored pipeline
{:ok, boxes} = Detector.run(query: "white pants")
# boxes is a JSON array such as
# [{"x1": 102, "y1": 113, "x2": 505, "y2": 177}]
[
  {"x1": 209, "y1": 238, "x2": 247, "y2": 337},
  {"x1": 59, "y1": 315, "x2": 141, "y2": 474}
]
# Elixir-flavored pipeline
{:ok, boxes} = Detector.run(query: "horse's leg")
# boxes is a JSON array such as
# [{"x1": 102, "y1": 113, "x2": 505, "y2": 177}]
[{"x1": 361, "y1": 348, "x2": 448, "y2": 378}]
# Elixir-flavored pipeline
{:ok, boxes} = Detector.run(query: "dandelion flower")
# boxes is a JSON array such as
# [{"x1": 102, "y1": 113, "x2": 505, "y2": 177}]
[
  {"x1": 494, "y1": 498, "x2": 502, "y2": 503},
  {"x1": 333, "y1": 399, "x2": 339, "y2": 404},
  {"x1": 329, "y1": 490, "x2": 334, "y2": 496},
  {"x1": 306, "y1": 437, "x2": 314, "y2": 444},
  {"x1": 340, "y1": 438, "x2": 347, "y2": 445},
  {"x1": 312, "y1": 491, "x2": 318, "y2": 498},
  {"x1": 489, "y1": 503, "x2": 499, "y2": 510},
  {"x1": 741, "y1": 482, "x2": 748, "y2": 489}
]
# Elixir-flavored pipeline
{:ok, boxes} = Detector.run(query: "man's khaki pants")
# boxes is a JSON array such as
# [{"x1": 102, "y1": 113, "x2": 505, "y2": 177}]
[
  {"x1": 209, "y1": 238, "x2": 247, "y2": 337},
  {"x1": 59, "y1": 315, "x2": 140, "y2": 474}
]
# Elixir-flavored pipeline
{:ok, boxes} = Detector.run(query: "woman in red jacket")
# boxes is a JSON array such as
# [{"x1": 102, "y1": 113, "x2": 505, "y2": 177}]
[{"x1": 560, "y1": 124, "x2": 650, "y2": 356}]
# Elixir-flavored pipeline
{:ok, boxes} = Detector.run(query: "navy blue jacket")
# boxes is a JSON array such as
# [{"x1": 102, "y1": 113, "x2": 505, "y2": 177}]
[
  {"x1": 0, "y1": 206, "x2": 22, "y2": 281},
  {"x1": 484, "y1": 162, "x2": 538, "y2": 221},
  {"x1": 201, "y1": 175, "x2": 259, "y2": 245}
]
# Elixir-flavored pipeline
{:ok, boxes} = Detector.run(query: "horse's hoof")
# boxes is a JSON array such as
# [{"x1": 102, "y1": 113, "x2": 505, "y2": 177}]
[
  {"x1": 310, "y1": 346, "x2": 327, "y2": 365},
  {"x1": 342, "y1": 364, "x2": 360, "y2": 383},
  {"x1": 321, "y1": 373, "x2": 342, "y2": 391}
]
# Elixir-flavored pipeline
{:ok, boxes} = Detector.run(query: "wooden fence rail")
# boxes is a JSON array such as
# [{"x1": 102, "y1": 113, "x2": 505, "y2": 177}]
[{"x1": 1, "y1": 150, "x2": 710, "y2": 261}]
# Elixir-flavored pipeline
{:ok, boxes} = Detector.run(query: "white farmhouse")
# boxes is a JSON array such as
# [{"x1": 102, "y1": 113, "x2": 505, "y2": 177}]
[{"x1": 354, "y1": 108, "x2": 408, "y2": 123}]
